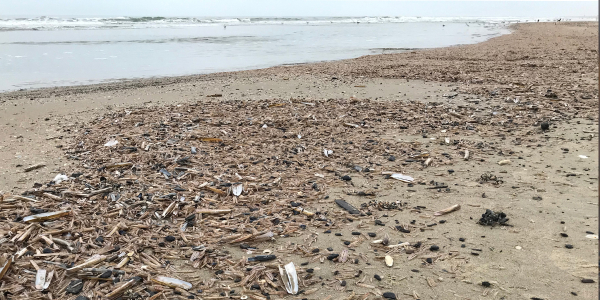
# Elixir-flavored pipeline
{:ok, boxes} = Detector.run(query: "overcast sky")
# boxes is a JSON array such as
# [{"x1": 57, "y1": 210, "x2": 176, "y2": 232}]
[{"x1": 0, "y1": 1, "x2": 596, "y2": 18}]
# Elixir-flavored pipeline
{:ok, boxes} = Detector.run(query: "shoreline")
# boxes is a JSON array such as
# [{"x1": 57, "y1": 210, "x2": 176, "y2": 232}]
[
  {"x1": 0, "y1": 21, "x2": 597, "y2": 300},
  {"x1": 0, "y1": 22, "x2": 518, "y2": 99}
]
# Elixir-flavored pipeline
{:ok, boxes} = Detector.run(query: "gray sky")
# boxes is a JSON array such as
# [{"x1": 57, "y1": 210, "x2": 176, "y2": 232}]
[{"x1": 0, "y1": 1, "x2": 596, "y2": 18}]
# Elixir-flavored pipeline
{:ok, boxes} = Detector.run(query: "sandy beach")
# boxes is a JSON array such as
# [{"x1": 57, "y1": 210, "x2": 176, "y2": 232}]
[{"x1": 0, "y1": 21, "x2": 597, "y2": 300}]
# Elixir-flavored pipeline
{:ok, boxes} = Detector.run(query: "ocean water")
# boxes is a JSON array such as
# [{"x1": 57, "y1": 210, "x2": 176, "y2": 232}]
[{"x1": 0, "y1": 16, "x2": 592, "y2": 92}]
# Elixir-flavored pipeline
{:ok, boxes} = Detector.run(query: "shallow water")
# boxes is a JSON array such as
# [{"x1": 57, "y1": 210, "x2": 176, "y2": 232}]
[{"x1": 0, "y1": 16, "x2": 532, "y2": 91}]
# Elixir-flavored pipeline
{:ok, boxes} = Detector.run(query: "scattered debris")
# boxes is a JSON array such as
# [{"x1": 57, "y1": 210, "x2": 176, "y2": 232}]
[{"x1": 478, "y1": 209, "x2": 510, "y2": 226}]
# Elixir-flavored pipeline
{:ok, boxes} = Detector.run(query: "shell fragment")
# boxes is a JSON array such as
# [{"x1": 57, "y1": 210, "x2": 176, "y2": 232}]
[
  {"x1": 151, "y1": 276, "x2": 192, "y2": 290},
  {"x1": 279, "y1": 262, "x2": 298, "y2": 295},
  {"x1": 231, "y1": 182, "x2": 243, "y2": 196},
  {"x1": 390, "y1": 173, "x2": 414, "y2": 183},
  {"x1": 385, "y1": 255, "x2": 393, "y2": 267}
]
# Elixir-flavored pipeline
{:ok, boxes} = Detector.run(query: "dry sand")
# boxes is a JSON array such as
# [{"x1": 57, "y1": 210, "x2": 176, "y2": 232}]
[{"x1": 0, "y1": 22, "x2": 597, "y2": 300}]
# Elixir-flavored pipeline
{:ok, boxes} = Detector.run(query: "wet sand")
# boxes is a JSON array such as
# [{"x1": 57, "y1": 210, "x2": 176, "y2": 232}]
[{"x1": 0, "y1": 22, "x2": 597, "y2": 299}]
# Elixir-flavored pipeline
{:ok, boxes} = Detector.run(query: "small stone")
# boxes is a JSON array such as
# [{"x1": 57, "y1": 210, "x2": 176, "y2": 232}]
[
  {"x1": 565, "y1": 244, "x2": 574, "y2": 249},
  {"x1": 374, "y1": 274, "x2": 382, "y2": 281},
  {"x1": 343, "y1": 241, "x2": 351, "y2": 245},
  {"x1": 327, "y1": 247, "x2": 333, "y2": 251},
  {"x1": 560, "y1": 233, "x2": 568, "y2": 237},
  {"x1": 541, "y1": 122, "x2": 550, "y2": 131},
  {"x1": 307, "y1": 268, "x2": 314, "y2": 273},
  {"x1": 95, "y1": 236, "x2": 105, "y2": 244},
  {"x1": 426, "y1": 258, "x2": 433, "y2": 264},
  {"x1": 581, "y1": 278, "x2": 595, "y2": 283},
  {"x1": 312, "y1": 248, "x2": 320, "y2": 253},
  {"x1": 482, "y1": 281, "x2": 491, "y2": 287},
  {"x1": 42, "y1": 248, "x2": 53, "y2": 253},
  {"x1": 459, "y1": 237, "x2": 466, "y2": 242},
  {"x1": 340, "y1": 280, "x2": 346, "y2": 286},
  {"x1": 341, "y1": 175, "x2": 352, "y2": 181},
  {"x1": 165, "y1": 235, "x2": 176, "y2": 242},
  {"x1": 351, "y1": 231, "x2": 361, "y2": 235},
  {"x1": 324, "y1": 230, "x2": 331, "y2": 233},
  {"x1": 335, "y1": 233, "x2": 342, "y2": 236},
  {"x1": 382, "y1": 292, "x2": 397, "y2": 299},
  {"x1": 448, "y1": 169, "x2": 454, "y2": 174},
  {"x1": 430, "y1": 245, "x2": 440, "y2": 251},
  {"x1": 327, "y1": 254, "x2": 339, "y2": 260},
  {"x1": 368, "y1": 232, "x2": 376, "y2": 237},
  {"x1": 388, "y1": 155, "x2": 396, "y2": 162}
]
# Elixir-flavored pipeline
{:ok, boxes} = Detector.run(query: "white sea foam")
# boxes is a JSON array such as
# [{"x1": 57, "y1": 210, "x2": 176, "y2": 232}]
[{"x1": 0, "y1": 16, "x2": 595, "y2": 31}]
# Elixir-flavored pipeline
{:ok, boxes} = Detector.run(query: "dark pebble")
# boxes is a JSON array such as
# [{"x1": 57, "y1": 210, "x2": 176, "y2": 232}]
[
  {"x1": 471, "y1": 252, "x2": 480, "y2": 256},
  {"x1": 312, "y1": 248, "x2": 320, "y2": 253},
  {"x1": 99, "y1": 270, "x2": 112, "y2": 278},
  {"x1": 571, "y1": 292, "x2": 578, "y2": 296},
  {"x1": 165, "y1": 235, "x2": 176, "y2": 242},
  {"x1": 560, "y1": 233, "x2": 568, "y2": 237},
  {"x1": 581, "y1": 278, "x2": 595, "y2": 283},
  {"x1": 459, "y1": 237, "x2": 466, "y2": 242},
  {"x1": 301, "y1": 262, "x2": 309, "y2": 266},
  {"x1": 327, "y1": 254, "x2": 339, "y2": 260},
  {"x1": 411, "y1": 269, "x2": 419, "y2": 272},
  {"x1": 341, "y1": 175, "x2": 352, "y2": 181},
  {"x1": 351, "y1": 231, "x2": 361, "y2": 235},
  {"x1": 541, "y1": 122, "x2": 550, "y2": 131},
  {"x1": 368, "y1": 233, "x2": 376, "y2": 237},
  {"x1": 375, "y1": 220, "x2": 384, "y2": 226},
  {"x1": 565, "y1": 244, "x2": 574, "y2": 249},
  {"x1": 482, "y1": 281, "x2": 491, "y2": 287},
  {"x1": 382, "y1": 292, "x2": 397, "y2": 299},
  {"x1": 343, "y1": 241, "x2": 351, "y2": 245},
  {"x1": 448, "y1": 169, "x2": 455, "y2": 174},
  {"x1": 340, "y1": 280, "x2": 346, "y2": 286},
  {"x1": 388, "y1": 155, "x2": 396, "y2": 161},
  {"x1": 430, "y1": 245, "x2": 440, "y2": 251},
  {"x1": 335, "y1": 233, "x2": 342, "y2": 236},
  {"x1": 324, "y1": 230, "x2": 331, "y2": 233},
  {"x1": 585, "y1": 231, "x2": 594, "y2": 234},
  {"x1": 66, "y1": 279, "x2": 83, "y2": 294},
  {"x1": 307, "y1": 268, "x2": 314, "y2": 273},
  {"x1": 426, "y1": 258, "x2": 433, "y2": 264},
  {"x1": 374, "y1": 274, "x2": 382, "y2": 281},
  {"x1": 327, "y1": 247, "x2": 333, "y2": 251},
  {"x1": 43, "y1": 248, "x2": 53, "y2": 253}
]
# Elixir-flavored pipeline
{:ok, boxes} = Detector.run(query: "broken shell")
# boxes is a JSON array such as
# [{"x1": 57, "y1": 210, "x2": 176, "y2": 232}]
[
  {"x1": 464, "y1": 149, "x2": 470, "y2": 160},
  {"x1": 434, "y1": 204, "x2": 461, "y2": 216},
  {"x1": 279, "y1": 262, "x2": 298, "y2": 295},
  {"x1": 385, "y1": 255, "x2": 393, "y2": 267},
  {"x1": 389, "y1": 173, "x2": 414, "y2": 183},
  {"x1": 231, "y1": 182, "x2": 243, "y2": 196},
  {"x1": 151, "y1": 276, "x2": 192, "y2": 290},
  {"x1": 35, "y1": 269, "x2": 46, "y2": 290},
  {"x1": 323, "y1": 149, "x2": 333, "y2": 157},
  {"x1": 498, "y1": 160, "x2": 511, "y2": 165},
  {"x1": 197, "y1": 137, "x2": 223, "y2": 143},
  {"x1": 0, "y1": 256, "x2": 12, "y2": 280},
  {"x1": 424, "y1": 157, "x2": 433, "y2": 167},
  {"x1": 23, "y1": 210, "x2": 71, "y2": 223},
  {"x1": 43, "y1": 270, "x2": 54, "y2": 290}
]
